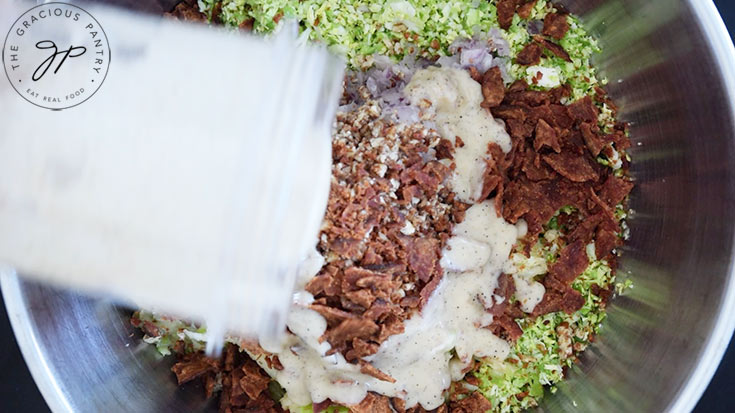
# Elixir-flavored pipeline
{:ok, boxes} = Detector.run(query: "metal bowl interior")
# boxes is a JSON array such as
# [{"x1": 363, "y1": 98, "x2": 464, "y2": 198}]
[{"x1": 3, "y1": 0, "x2": 735, "y2": 412}]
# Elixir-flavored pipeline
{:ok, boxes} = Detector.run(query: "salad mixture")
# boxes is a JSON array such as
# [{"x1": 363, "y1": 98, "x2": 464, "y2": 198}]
[{"x1": 132, "y1": 1, "x2": 634, "y2": 412}]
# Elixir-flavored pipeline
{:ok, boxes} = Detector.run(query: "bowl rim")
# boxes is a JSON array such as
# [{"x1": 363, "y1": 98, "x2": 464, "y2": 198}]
[
  {"x1": 3, "y1": 1, "x2": 735, "y2": 412},
  {"x1": 2, "y1": 270, "x2": 73, "y2": 413}
]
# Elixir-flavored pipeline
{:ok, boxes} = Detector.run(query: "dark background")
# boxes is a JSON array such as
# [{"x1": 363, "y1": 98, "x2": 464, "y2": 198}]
[{"x1": 1, "y1": 1, "x2": 735, "y2": 412}]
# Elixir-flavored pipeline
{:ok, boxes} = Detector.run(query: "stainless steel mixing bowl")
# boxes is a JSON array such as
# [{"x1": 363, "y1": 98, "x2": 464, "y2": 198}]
[{"x1": 3, "y1": 0, "x2": 735, "y2": 411}]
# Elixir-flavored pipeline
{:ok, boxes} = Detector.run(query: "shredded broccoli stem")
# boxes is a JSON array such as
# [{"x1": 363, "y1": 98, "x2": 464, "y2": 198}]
[
  {"x1": 472, "y1": 207, "x2": 627, "y2": 412},
  {"x1": 133, "y1": 310, "x2": 207, "y2": 355},
  {"x1": 201, "y1": 0, "x2": 603, "y2": 97},
  {"x1": 475, "y1": 260, "x2": 615, "y2": 411}
]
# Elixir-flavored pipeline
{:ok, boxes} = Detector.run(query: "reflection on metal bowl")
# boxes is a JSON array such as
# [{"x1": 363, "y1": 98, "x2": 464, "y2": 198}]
[{"x1": 3, "y1": 0, "x2": 735, "y2": 412}]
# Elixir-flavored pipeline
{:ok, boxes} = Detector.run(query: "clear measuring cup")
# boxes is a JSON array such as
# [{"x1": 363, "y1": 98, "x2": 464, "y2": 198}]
[{"x1": 0, "y1": 3, "x2": 344, "y2": 353}]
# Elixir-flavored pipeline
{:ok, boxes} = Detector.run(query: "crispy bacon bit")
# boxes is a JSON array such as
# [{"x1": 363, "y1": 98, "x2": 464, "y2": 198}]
[
  {"x1": 209, "y1": 1, "x2": 223, "y2": 23},
  {"x1": 561, "y1": 288, "x2": 586, "y2": 313},
  {"x1": 203, "y1": 373, "x2": 217, "y2": 399},
  {"x1": 349, "y1": 393, "x2": 393, "y2": 413},
  {"x1": 224, "y1": 341, "x2": 240, "y2": 370},
  {"x1": 324, "y1": 318, "x2": 380, "y2": 347},
  {"x1": 481, "y1": 143, "x2": 508, "y2": 209},
  {"x1": 488, "y1": 273, "x2": 515, "y2": 316},
  {"x1": 492, "y1": 104, "x2": 527, "y2": 121},
  {"x1": 313, "y1": 400, "x2": 332, "y2": 413},
  {"x1": 489, "y1": 314, "x2": 524, "y2": 341},
  {"x1": 225, "y1": 358, "x2": 283, "y2": 412},
  {"x1": 345, "y1": 338, "x2": 380, "y2": 361},
  {"x1": 534, "y1": 36, "x2": 572, "y2": 62},
  {"x1": 497, "y1": 0, "x2": 519, "y2": 30},
  {"x1": 508, "y1": 79, "x2": 530, "y2": 93},
  {"x1": 265, "y1": 355, "x2": 284, "y2": 371},
  {"x1": 542, "y1": 152, "x2": 599, "y2": 182},
  {"x1": 549, "y1": 103, "x2": 573, "y2": 128},
  {"x1": 609, "y1": 129, "x2": 632, "y2": 150},
  {"x1": 532, "y1": 286, "x2": 584, "y2": 316},
  {"x1": 344, "y1": 266, "x2": 391, "y2": 290},
  {"x1": 567, "y1": 213, "x2": 603, "y2": 244},
  {"x1": 436, "y1": 138, "x2": 455, "y2": 160},
  {"x1": 595, "y1": 223, "x2": 620, "y2": 260},
  {"x1": 507, "y1": 90, "x2": 551, "y2": 107},
  {"x1": 164, "y1": 0, "x2": 207, "y2": 22},
  {"x1": 419, "y1": 273, "x2": 443, "y2": 306},
  {"x1": 305, "y1": 265, "x2": 338, "y2": 295},
  {"x1": 534, "y1": 119, "x2": 561, "y2": 153},
  {"x1": 567, "y1": 96, "x2": 599, "y2": 123},
  {"x1": 497, "y1": 0, "x2": 542, "y2": 29},
  {"x1": 531, "y1": 290, "x2": 563, "y2": 316},
  {"x1": 363, "y1": 300, "x2": 394, "y2": 320},
  {"x1": 391, "y1": 397, "x2": 408, "y2": 413},
  {"x1": 468, "y1": 66, "x2": 482, "y2": 83},
  {"x1": 169, "y1": 343, "x2": 282, "y2": 413},
  {"x1": 542, "y1": 12, "x2": 570, "y2": 40},
  {"x1": 481, "y1": 173, "x2": 503, "y2": 201},
  {"x1": 238, "y1": 18, "x2": 254, "y2": 31},
  {"x1": 549, "y1": 241, "x2": 590, "y2": 284},
  {"x1": 532, "y1": 240, "x2": 589, "y2": 314},
  {"x1": 378, "y1": 314, "x2": 406, "y2": 342},
  {"x1": 359, "y1": 360, "x2": 396, "y2": 383},
  {"x1": 310, "y1": 304, "x2": 356, "y2": 326},
  {"x1": 480, "y1": 66, "x2": 505, "y2": 109},
  {"x1": 171, "y1": 354, "x2": 218, "y2": 385},
  {"x1": 141, "y1": 320, "x2": 160, "y2": 338},
  {"x1": 331, "y1": 237, "x2": 364, "y2": 259},
  {"x1": 449, "y1": 392, "x2": 493, "y2": 413},
  {"x1": 405, "y1": 238, "x2": 440, "y2": 282},
  {"x1": 464, "y1": 372, "x2": 480, "y2": 386},
  {"x1": 345, "y1": 289, "x2": 378, "y2": 308},
  {"x1": 599, "y1": 175, "x2": 634, "y2": 207},
  {"x1": 487, "y1": 274, "x2": 524, "y2": 341},
  {"x1": 516, "y1": 42, "x2": 543, "y2": 66},
  {"x1": 240, "y1": 360, "x2": 272, "y2": 399},
  {"x1": 580, "y1": 122, "x2": 607, "y2": 156},
  {"x1": 518, "y1": 1, "x2": 538, "y2": 19}
]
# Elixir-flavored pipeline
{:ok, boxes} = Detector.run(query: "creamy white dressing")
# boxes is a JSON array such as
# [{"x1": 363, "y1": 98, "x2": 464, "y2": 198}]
[
  {"x1": 261, "y1": 314, "x2": 369, "y2": 406},
  {"x1": 512, "y1": 274, "x2": 546, "y2": 313},
  {"x1": 404, "y1": 67, "x2": 512, "y2": 203},
  {"x1": 440, "y1": 236, "x2": 491, "y2": 271},
  {"x1": 441, "y1": 201, "x2": 517, "y2": 273},
  {"x1": 294, "y1": 248, "x2": 325, "y2": 290},
  {"x1": 252, "y1": 200, "x2": 522, "y2": 410},
  {"x1": 503, "y1": 247, "x2": 547, "y2": 314}
]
